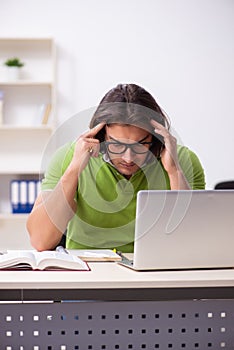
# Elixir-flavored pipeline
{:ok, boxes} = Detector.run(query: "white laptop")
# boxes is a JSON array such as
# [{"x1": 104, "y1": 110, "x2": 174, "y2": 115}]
[{"x1": 119, "y1": 190, "x2": 234, "y2": 271}]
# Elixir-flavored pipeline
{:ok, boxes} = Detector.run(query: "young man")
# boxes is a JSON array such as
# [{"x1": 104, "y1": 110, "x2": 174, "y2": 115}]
[{"x1": 27, "y1": 84, "x2": 205, "y2": 252}]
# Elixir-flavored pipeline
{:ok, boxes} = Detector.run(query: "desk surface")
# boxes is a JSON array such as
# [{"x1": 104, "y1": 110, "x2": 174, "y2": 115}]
[
  {"x1": 0, "y1": 260, "x2": 234, "y2": 289},
  {"x1": 1, "y1": 251, "x2": 234, "y2": 301}
]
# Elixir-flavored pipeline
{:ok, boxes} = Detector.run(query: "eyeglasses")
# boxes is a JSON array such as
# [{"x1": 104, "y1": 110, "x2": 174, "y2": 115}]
[{"x1": 105, "y1": 140, "x2": 153, "y2": 154}]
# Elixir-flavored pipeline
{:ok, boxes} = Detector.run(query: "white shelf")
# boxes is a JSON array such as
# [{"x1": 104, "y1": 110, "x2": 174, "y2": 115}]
[
  {"x1": 0, "y1": 127, "x2": 53, "y2": 173},
  {"x1": 0, "y1": 81, "x2": 53, "y2": 86},
  {"x1": 0, "y1": 37, "x2": 55, "y2": 81},
  {"x1": 0, "y1": 85, "x2": 54, "y2": 126},
  {"x1": 0, "y1": 213, "x2": 33, "y2": 249},
  {"x1": 0, "y1": 124, "x2": 53, "y2": 131},
  {"x1": 0, "y1": 38, "x2": 56, "y2": 244},
  {"x1": 0, "y1": 37, "x2": 54, "y2": 42},
  {"x1": 0, "y1": 37, "x2": 56, "y2": 126},
  {"x1": 0, "y1": 168, "x2": 44, "y2": 175},
  {"x1": 0, "y1": 213, "x2": 28, "y2": 220}
]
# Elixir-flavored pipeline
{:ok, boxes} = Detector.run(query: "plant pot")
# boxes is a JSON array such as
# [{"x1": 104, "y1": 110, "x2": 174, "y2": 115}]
[{"x1": 5, "y1": 67, "x2": 21, "y2": 81}]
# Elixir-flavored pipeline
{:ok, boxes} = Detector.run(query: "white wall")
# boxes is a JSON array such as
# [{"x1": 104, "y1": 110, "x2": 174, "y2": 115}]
[{"x1": 1, "y1": 0, "x2": 234, "y2": 189}]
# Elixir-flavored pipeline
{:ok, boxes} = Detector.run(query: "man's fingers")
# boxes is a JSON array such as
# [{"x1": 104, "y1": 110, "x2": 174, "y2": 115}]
[
  {"x1": 150, "y1": 119, "x2": 169, "y2": 138},
  {"x1": 150, "y1": 119, "x2": 164, "y2": 130},
  {"x1": 82, "y1": 122, "x2": 105, "y2": 138}
]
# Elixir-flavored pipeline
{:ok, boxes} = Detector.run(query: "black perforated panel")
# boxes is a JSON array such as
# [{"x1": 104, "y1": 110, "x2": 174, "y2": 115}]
[{"x1": 1, "y1": 300, "x2": 234, "y2": 349}]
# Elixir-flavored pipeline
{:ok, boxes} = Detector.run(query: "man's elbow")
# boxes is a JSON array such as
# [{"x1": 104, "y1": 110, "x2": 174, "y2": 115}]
[{"x1": 27, "y1": 219, "x2": 47, "y2": 251}]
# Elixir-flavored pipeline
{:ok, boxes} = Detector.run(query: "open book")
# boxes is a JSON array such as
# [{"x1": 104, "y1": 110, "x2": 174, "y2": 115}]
[{"x1": 0, "y1": 250, "x2": 89, "y2": 271}]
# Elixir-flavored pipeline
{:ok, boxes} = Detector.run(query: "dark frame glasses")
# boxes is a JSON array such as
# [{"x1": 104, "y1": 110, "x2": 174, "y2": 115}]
[{"x1": 105, "y1": 141, "x2": 153, "y2": 154}]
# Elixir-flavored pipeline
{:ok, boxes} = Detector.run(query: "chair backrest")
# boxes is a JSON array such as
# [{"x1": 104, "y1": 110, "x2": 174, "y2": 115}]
[
  {"x1": 214, "y1": 181, "x2": 234, "y2": 190},
  {"x1": 55, "y1": 230, "x2": 67, "y2": 249}
]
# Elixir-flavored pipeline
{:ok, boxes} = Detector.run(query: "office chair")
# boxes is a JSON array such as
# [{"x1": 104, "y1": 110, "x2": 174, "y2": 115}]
[
  {"x1": 58, "y1": 233, "x2": 66, "y2": 247},
  {"x1": 214, "y1": 181, "x2": 234, "y2": 190},
  {"x1": 55, "y1": 230, "x2": 67, "y2": 248}
]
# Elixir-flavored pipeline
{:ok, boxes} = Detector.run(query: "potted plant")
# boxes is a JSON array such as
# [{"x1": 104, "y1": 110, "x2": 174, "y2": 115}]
[{"x1": 4, "y1": 57, "x2": 25, "y2": 80}]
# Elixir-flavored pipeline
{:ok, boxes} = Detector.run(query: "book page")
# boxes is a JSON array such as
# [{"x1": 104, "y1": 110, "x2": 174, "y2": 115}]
[
  {"x1": 0, "y1": 250, "x2": 36, "y2": 269},
  {"x1": 33, "y1": 251, "x2": 89, "y2": 270},
  {"x1": 0, "y1": 250, "x2": 90, "y2": 271}
]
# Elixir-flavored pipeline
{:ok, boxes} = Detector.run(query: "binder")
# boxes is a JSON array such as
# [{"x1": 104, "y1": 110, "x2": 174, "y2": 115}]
[
  {"x1": 19, "y1": 180, "x2": 28, "y2": 213},
  {"x1": 10, "y1": 179, "x2": 42, "y2": 214},
  {"x1": 28, "y1": 180, "x2": 36, "y2": 212},
  {"x1": 36, "y1": 180, "x2": 41, "y2": 197},
  {"x1": 11, "y1": 180, "x2": 20, "y2": 213}
]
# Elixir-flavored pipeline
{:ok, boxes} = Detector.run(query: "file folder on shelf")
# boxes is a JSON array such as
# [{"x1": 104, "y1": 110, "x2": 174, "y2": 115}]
[
  {"x1": 10, "y1": 180, "x2": 41, "y2": 214},
  {"x1": 10, "y1": 180, "x2": 20, "y2": 214}
]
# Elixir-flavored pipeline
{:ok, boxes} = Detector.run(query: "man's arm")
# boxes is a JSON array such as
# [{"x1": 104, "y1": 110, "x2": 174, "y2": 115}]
[
  {"x1": 27, "y1": 166, "x2": 78, "y2": 251},
  {"x1": 27, "y1": 123, "x2": 105, "y2": 251},
  {"x1": 150, "y1": 119, "x2": 191, "y2": 190}
]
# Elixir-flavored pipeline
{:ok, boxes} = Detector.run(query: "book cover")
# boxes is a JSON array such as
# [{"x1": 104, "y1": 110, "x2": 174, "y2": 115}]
[{"x1": 70, "y1": 249, "x2": 122, "y2": 262}]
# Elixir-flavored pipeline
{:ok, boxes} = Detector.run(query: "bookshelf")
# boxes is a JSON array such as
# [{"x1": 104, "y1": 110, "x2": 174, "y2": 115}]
[{"x1": 0, "y1": 38, "x2": 56, "y2": 248}]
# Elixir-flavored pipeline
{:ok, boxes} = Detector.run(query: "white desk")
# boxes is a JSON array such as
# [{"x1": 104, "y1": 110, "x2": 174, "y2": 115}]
[
  {"x1": 0, "y1": 261, "x2": 234, "y2": 300},
  {"x1": 1, "y1": 262, "x2": 234, "y2": 349}
]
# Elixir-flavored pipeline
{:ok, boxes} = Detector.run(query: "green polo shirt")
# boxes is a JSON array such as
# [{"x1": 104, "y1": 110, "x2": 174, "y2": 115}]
[{"x1": 41, "y1": 142, "x2": 205, "y2": 252}]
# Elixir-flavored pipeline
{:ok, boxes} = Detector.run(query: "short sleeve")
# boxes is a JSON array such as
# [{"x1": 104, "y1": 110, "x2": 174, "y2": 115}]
[
  {"x1": 41, "y1": 142, "x2": 75, "y2": 191},
  {"x1": 177, "y1": 145, "x2": 206, "y2": 189}
]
